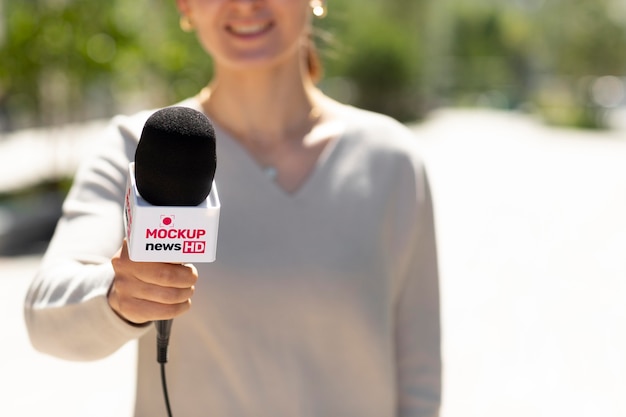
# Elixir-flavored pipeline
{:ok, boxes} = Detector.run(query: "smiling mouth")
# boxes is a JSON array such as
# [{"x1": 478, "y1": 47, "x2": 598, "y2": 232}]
[{"x1": 227, "y1": 22, "x2": 273, "y2": 37}]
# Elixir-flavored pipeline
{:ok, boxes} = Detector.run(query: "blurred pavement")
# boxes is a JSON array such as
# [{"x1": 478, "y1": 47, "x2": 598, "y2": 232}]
[
  {"x1": 1, "y1": 109, "x2": 625, "y2": 416},
  {"x1": 415, "y1": 110, "x2": 626, "y2": 417},
  {"x1": 0, "y1": 256, "x2": 136, "y2": 417}
]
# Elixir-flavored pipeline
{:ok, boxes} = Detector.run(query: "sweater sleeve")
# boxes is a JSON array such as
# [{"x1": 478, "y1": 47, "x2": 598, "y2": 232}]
[
  {"x1": 24, "y1": 115, "x2": 151, "y2": 361},
  {"x1": 395, "y1": 162, "x2": 442, "y2": 417}
]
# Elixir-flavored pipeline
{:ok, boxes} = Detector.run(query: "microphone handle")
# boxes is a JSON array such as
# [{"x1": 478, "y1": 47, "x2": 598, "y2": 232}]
[{"x1": 155, "y1": 319, "x2": 173, "y2": 364}]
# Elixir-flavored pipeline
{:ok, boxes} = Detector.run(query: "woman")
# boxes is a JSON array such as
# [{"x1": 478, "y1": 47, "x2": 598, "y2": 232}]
[{"x1": 24, "y1": 0, "x2": 441, "y2": 416}]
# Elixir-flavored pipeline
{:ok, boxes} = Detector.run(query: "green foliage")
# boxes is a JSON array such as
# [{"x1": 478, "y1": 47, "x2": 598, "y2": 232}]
[
  {"x1": 311, "y1": 0, "x2": 426, "y2": 121},
  {"x1": 324, "y1": 7, "x2": 421, "y2": 122},
  {"x1": 525, "y1": 0, "x2": 626, "y2": 128},
  {"x1": 422, "y1": 0, "x2": 626, "y2": 128},
  {"x1": 1, "y1": 0, "x2": 625, "y2": 129},
  {"x1": 446, "y1": 8, "x2": 532, "y2": 109},
  {"x1": 0, "y1": 0, "x2": 210, "y2": 128}
]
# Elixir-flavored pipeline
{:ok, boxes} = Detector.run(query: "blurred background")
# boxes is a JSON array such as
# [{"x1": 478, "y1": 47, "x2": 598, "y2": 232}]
[
  {"x1": 2, "y1": 0, "x2": 626, "y2": 131},
  {"x1": 1, "y1": 0, "x2": 626, "y2": 416}
]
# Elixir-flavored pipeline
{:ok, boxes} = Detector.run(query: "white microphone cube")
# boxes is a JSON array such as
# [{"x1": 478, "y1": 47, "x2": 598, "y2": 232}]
[{"x1": 124, "y1": 163, "x2": 220, "y2": 263}]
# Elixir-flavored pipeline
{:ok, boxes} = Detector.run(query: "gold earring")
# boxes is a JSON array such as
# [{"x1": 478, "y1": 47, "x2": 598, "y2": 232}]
[
  {"x1": 311, "y1": 0, "x2": 327, "y2": 18},
  {"x1": 180, "y1": 15, "x2": 194, "y2": 32}
]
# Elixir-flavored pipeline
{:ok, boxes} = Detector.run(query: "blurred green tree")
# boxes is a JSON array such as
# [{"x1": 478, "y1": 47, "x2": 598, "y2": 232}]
[
  {"x1": 0, "y1": 0, "x2": 624, "y2": 130},
  {"x1": 529, "y1": 0, "x2": 626, "y2": 128},
  {"x1": 0, "y1": 0, "x2": 210, "y2": 129}
]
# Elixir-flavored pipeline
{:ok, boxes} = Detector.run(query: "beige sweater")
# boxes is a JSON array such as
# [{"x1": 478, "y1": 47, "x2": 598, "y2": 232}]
[{"x1": 24, "y1": 98, "x2": 441, "y2": 417}]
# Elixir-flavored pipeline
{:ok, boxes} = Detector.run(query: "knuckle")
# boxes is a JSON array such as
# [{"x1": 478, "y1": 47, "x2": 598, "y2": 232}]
[
  {"x1": 154, "y1": 286, "x2": 190, "y2": 305},
  {"x1": 172, "y1": 300, "x2": 192, "y2": 318},
  {"x1": 155, "y1": 268, "x2": 171, "y2": 284},
  {"x1": 110, "y1": 256, "x2": 125, "y2": 273},
  {"x1": 113, "y1": 275, "x2": 130, "y2": 291},
  {"x1": 157, "y1": 264, "x2": 197, "y2": 287},
  {"x1": 157, "y1": 267, "x2": 178, "y2": 286}
]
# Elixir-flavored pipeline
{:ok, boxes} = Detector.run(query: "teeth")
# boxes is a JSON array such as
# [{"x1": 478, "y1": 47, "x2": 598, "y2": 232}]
[{"x1": 229, "y1": 23, "x2": 269, "y2": 35}]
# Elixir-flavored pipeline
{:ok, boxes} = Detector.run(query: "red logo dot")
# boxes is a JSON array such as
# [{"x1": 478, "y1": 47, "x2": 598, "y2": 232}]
[{"x1": 162, "y1": 217, "x2": 172, "y2": 226}]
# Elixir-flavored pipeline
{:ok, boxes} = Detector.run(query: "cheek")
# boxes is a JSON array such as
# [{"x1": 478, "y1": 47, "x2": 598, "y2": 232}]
[
  {"x1": 195, "y1": 31, "x2": 223, "y2": 60},
  {"x1": 282, "y1": 5, "x2": 314, "y2": 37},
  {"x1": 188, "y1": 7, "x2": 223, "y2": 53}
]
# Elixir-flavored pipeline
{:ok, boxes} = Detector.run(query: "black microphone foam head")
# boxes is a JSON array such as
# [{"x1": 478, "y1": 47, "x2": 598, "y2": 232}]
[{"x1": 135, "y1": 106, "x2": 217, "y2": 206}]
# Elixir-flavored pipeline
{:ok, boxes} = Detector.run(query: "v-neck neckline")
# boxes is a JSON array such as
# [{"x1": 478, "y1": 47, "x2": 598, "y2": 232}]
[
  {"x1": 185, "y1": 97, "x2": 347, "y2": 200},
  {"x1": 215, "y1": 119, "x2": 346, "y2": 200}
]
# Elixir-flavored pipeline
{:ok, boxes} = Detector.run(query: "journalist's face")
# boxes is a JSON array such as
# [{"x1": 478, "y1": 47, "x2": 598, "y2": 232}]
[{"x1": 176, "y1": 0, "x2": 314, "y2": 72}]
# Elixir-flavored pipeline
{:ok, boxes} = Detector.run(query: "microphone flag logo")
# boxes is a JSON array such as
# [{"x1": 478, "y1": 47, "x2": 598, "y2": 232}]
[{"x1": 160, "y1": 215, "x2": 175, "y2": 227}]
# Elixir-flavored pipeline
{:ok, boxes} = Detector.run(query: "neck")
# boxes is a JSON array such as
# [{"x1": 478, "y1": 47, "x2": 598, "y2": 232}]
[{"x1": 200, "y1": 68, "x2": 321, "y2": 147}]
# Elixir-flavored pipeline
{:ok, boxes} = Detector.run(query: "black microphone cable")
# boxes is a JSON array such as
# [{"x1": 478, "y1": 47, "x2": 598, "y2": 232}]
[
  {"x1": 160, "y1": 363, "x2": 173, "y2": 417},
  {"x1": 156, "y1": 319, "x2": 174, "y2": 417}
]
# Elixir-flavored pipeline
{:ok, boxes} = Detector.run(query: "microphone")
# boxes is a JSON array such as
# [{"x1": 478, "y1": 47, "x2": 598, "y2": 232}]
[
  {"x1": 123, "y1": 106, "x2": 220, "y2": 365},
  {"x1": 135, "y1": 106, "x2": 216, "y2": 207},
  {"x1": 124, "y1": 106, "x2": 220, "y2": 264}
]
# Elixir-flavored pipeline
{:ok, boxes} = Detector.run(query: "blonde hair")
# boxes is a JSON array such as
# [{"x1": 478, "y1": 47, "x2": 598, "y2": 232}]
[{"x1": 306, "y1": 35, "x2": 323, "y2": 84}]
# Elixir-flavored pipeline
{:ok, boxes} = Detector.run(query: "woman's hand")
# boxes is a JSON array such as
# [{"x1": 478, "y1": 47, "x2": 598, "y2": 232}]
[{"x1": 108, "y1": 240, "x2": 198, "y2": 324}]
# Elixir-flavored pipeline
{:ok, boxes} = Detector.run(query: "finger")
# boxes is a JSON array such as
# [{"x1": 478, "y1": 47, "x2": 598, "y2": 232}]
[
  {"x1": 115, "y1": 276, "x2": 195, "y2": 305},
  {"x1": 134, "y1": 262, "x2": 198, "y2": 288},
  {"x1": 116, "y1": 297, "x2": 193, "y2": 324},
  {"x1": 113, "y1": 241, "x2": 198, "y2": 289}
]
